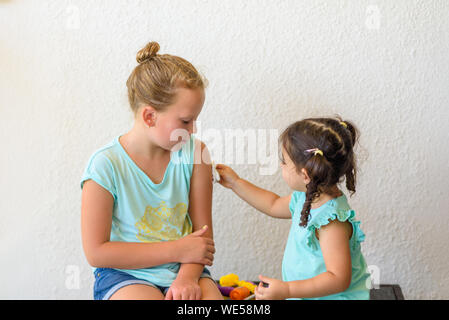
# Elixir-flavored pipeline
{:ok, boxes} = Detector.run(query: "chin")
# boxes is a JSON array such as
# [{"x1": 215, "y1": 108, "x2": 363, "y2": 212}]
[{"x1": 168, "y1": 140, "x2": 188, "y2": 152}]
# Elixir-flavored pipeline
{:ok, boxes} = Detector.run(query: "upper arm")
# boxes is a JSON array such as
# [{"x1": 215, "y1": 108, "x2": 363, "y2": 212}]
[
  {"x1": 188, "y1": 140, "x2": 213, "y2": 238},
  {"x1": 81, "y1": 179, "x2": 114, "y2": 265},
  {"x1": 269, "y1": 194, "x2": 292, "y2": 219},
  {"x1": 317, "y1": 220, "x2": 353, "y2": 290}
]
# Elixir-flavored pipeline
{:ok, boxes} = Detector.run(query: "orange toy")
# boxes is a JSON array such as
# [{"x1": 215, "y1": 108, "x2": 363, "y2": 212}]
[{"x1": 230, "y1": 286, "x2": 251, "y2": 300}]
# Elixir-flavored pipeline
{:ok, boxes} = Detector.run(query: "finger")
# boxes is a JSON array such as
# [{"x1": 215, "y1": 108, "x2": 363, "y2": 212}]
[
  {"x1": 255, "y1": 287, "x2": 263, "y2": 300},
  {"x1": 191, "y1": 225, "x2": 208, "y2": 236},
  {"x1": 258, "y1": 275, "x2": 271, "y2": 286},
  {"x1": 165, "y1": 288, "x2": 173, "y2": 300},
  {"x1": 215, "y1": 164, "x2": 226, "y2": 169},
  {"x1": 203, "y1": 258, "x2": 213, "y2": 266},
  {"x1": 185, "y1": 289, "x2": 194, "y2": 301},
  {"x1": 173, "y1": 290, "x2": 181, "y2": 300},
  {"x1": 206, "y1": 252, "x2": 214, "y2": 263},
  {"x1": 196, "y1": 287, "x2": 202, "y2": 300},
  {"x1": 207, "y1": 244, "x2": 216, "y2": 254}
]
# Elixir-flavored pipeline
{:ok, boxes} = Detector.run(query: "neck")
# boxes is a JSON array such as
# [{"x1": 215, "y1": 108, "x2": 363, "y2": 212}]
[
  {"x1": 311, "y1": 186, "x2": 342, "y2": 209},
  {"x1": 121, "y1": 123, "x2": 167, "y2": 160}
]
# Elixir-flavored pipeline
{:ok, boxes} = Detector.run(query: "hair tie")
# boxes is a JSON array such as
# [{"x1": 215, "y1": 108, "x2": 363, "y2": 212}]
[
  {"x1": 305, "y1": 148, "x2": 324, "y2": 157},
  {"x1": 340, "y1": 121, "x2": 348, "y2": 129}
]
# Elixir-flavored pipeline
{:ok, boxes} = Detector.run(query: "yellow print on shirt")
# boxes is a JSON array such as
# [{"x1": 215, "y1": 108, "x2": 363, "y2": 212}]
[{"x1": 135, "y1": 201, "x2": 192, "y2": 243}]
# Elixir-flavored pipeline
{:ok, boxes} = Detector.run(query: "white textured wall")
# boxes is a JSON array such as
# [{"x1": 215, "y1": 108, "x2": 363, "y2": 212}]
[{"x1": 1, "y1": 0, "x2": 448, "y2": 299}]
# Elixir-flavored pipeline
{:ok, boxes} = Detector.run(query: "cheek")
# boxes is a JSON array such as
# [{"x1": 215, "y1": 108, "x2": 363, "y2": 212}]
[
  {"x1": 163, "y1": 122, "x2": 190, "y2": 146},
  {"x1": 281, "y1": 168, "x2": 292, "y2": 184}
]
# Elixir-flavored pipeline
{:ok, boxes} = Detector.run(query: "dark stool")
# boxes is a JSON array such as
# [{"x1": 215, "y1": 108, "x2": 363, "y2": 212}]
[
  {"x1": 370, "y1": 284, "x2": 404, "y2": 300},
  {"x1": 217, "y1": 280, "x2": 404, "y2": 300}
]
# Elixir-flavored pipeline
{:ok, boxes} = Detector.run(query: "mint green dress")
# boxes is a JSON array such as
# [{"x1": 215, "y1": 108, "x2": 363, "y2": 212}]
[{"x1": 282, "y1": 191, "x2": 370, "y2": 300}]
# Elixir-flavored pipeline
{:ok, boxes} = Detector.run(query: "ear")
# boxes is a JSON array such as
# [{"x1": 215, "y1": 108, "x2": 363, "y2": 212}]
[
  {"x1": 301, "y1": 168, "x2": 311, "y2": 184},
  {"x1": 141, "y1": 105, "x2": 158, "y2": 127}
]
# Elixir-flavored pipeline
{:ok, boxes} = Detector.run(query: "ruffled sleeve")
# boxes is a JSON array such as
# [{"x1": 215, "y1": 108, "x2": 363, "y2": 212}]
[{"x1": 306, "y1": 208, "x2": 366, "y2": 251}]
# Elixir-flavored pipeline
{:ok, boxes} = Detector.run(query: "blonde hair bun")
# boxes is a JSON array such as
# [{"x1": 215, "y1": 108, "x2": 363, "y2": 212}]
[{"x1": 136, "y1": 41, "x2": 160, "y2": 64}]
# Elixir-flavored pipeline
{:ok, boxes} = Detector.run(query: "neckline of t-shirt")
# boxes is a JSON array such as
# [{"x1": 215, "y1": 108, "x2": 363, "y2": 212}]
[{"x1": 115, "y1": 134, "x2": 173, "y2": 187}]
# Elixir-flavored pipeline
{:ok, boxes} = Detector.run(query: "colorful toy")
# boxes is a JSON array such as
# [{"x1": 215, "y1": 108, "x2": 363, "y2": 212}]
[
  {"x1": 219, "y1": 273, "x2": 239, "y2": 287},
  {"x1": 230, "y1": 286, "x2": 251, "y2": 300},
  {"x1": 237, "y1": 280, "x2": 256, "y2": 293},
  {"x1": 217, "y1": 285, "x2": 234, "y2": 297},
  {"x1": 219, "y1": 273, "x2": 258, "y2": 299}
]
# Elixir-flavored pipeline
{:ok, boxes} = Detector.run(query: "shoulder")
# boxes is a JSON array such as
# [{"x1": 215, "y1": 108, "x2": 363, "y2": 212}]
[
  {"x1": 289, "y1": 191, "x2": 306, "y2": 215},
  {"x1": 306, "y1": 195, "x2": 366, "y2": 249},
  {"x1": 308, "y1": 195, "x2": 353, "y2": 227},
  {"x1": 85, "y1": 137, "x2": 121, "y2": 167},
  {"x1": 192, "y1": 138, "x2": 211, "y2": 166},
  {"x1": 81, "y1": 137, "x2": 121, "y2": 194}
]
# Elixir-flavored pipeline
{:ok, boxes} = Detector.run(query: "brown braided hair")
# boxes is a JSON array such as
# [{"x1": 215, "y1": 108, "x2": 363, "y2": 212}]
[{"x1": 279, "y1": 116, "x2": 359, "y2": 227}]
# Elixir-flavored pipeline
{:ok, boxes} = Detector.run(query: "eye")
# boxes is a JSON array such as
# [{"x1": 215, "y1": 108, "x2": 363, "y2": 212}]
[{"x1": 182, "y1": 120, "x2": 190, "y2": 124}]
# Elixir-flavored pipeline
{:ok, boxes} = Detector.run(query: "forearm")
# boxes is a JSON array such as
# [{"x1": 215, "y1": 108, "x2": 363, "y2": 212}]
[
  {"x1": 88, "y1": 240, "x2": 179, "y2": 269},
  {"x1": 286, "y1": 271, "x2": 350, "y2": 299},
  {"x1": 232, "y1": 178, "x2": 280, "y2": 217},
  {"x1": 177, "y1": 263, "x2": 204, "y2": 281}
]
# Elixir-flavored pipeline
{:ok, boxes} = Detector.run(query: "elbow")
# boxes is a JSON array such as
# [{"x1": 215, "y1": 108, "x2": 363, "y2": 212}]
[
  {"x1": 329, "y1": 271, "x2": 352, "y2": 293},
  {"x1": 83, "y1": 244, "x2": 105, "y2": 268},
  {"x1": 340, "y1": 277, "x2": 351, "y2": 292},
  {"x1": 84, "y1": 250, "x2": 99, "y2": 268},
  {"x1": 337, "y1": 275, "x2": 352, "y2": 293}
]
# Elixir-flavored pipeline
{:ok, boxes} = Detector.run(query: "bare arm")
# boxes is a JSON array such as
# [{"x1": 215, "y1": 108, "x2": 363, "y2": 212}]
[
  {"x1": 178, "y1": 140, "x2": 214, "y2": 278},
  {"x1": 286, "y1": 220, "x2": 353, "y2": 298},
  {"x1": 165, "y1": 140, "x2": 215, "y2": 300},
  {"x1": 255, "y1": 220, "x2": 353, "y2": 300},
  {"x1": 216, "y1": 164, "x2": 291, "y2": 219},
  {"x1": 81, "y1": 179, "x2": 213, "y2": 269}
]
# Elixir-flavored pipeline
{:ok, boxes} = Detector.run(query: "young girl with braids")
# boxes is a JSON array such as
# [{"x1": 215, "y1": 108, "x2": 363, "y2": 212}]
[{"x1": 216, "y1": 117, "x2": 371, "y2": 300}]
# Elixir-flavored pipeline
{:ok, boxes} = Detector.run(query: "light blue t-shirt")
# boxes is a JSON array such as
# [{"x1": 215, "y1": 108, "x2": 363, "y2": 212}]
[
  {"x1": 80, "y1": 134, "x2": 208, "y2": 287},
  {"x1": 282, "y1": 191, "x2": 370, "y2": 300}
]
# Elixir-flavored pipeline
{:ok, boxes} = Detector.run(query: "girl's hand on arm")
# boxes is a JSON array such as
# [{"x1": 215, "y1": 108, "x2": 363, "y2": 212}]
[
  {"x1": 215, "y1": 164, "x2": 291, "y2": 219},
  {"x1": 168, "y1": 140, "x2": 215, "y2": 300},
  {"x1": 81, "y1": 180, "x2": 214, "y2": 269},
  {"x1": 215, "y1": 164, "x2": 240, "y2": 189},
  {"x1": 175, "y1": 226, "x2": 215, "y2": 266},
  {"x1": 165, "y1": 277, "x2": 201, "y2": 300}
]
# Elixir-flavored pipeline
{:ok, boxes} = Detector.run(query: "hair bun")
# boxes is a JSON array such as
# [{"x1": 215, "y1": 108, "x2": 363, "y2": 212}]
[{"x1": 136, "y1": 41, "x2": 160, "y2": 64}]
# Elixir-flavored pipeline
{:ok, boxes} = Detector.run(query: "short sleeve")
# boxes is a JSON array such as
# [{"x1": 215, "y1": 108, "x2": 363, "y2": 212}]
[
  {"x1": 289, "y1": 191, "x2": 305, "y2": 218},
  {"x1": 80, "y1": 152, "x2": 117, "y2": 201},
  {"x1": 306, "y1": 209, "x2": 366, "y2": 250}
]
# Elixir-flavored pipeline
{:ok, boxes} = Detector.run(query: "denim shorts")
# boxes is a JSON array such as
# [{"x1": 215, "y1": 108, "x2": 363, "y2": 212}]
[{"x1": 93, "y1": 267, "x2": 213, "y2": 300}]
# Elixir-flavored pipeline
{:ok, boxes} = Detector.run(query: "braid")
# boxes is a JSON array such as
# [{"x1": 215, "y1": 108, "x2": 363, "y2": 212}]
[
  {"x1": 300, "y1": 181, "x2": 320, "y2": 227},
  {"x1": 338, "y1": 119, "x2": 358, "y2": 195}
]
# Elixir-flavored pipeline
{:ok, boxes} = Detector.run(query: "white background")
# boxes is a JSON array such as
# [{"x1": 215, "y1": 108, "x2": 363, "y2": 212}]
[{"x1": 1, "y1": 0, "x2": 448, "y2": 299}]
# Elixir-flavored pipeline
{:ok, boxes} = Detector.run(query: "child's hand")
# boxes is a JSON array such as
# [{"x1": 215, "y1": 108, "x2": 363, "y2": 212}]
[
  {"x1": 255, "y1": 275, "x2": 290, "y2": 300},
  {"x1": 165, "y1": 277, "x2": 201, "y2": 300},
  {"x1": 177, "y1": 226, "x2": 215, "y2": 266},
  {"x1": 215, "y1": 164, "x2": 240, "y2": 189}
]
